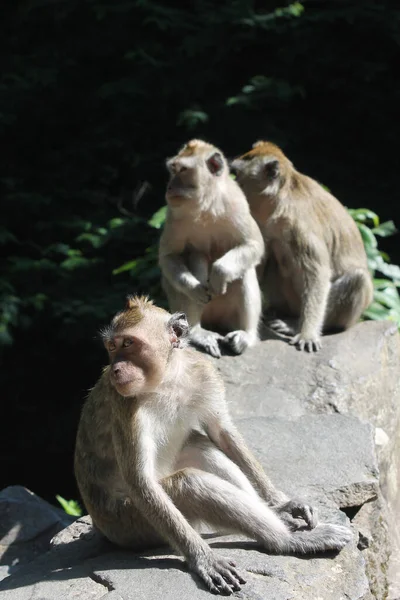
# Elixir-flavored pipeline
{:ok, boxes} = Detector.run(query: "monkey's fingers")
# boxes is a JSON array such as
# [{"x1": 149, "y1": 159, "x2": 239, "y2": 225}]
[
  {"x1": 208, "y1": 569, "x2": 236, "y2": 595},
  {"x1": 205, "y1": 340, "x2": 222, "y2": 359},
  {"x1": 300, "y1": 505, "x2": 318, "y2": 529},
  {"x1": 289, "y1": 334, "x2": 322, "y2": 352},
  {"x1": 267, "y1": 319, "x2": 295, "y2": 337}
]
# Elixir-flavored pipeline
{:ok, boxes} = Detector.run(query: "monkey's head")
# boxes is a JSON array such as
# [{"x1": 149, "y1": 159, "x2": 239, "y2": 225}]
[
  {"x1": 165, "y1": 139, "x2": 227, "y2": 209},
  {"x1": 101, "y1": 296, "x2": 189, "y2": 397},
  {"x1": 231, "y1": 141, "x2": 293, "y2": 197}
]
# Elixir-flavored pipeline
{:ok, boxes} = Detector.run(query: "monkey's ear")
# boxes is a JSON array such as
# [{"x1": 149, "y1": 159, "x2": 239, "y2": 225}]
[
  {"x1": 265, "y1": 159, "x2": 280, "y2": 179},
  {"x1": 206, "y1": 152, "x2": 224, "y2": 176},
  {"x1": 168, "y1": 312, "x2": 189, "y2": 348}
]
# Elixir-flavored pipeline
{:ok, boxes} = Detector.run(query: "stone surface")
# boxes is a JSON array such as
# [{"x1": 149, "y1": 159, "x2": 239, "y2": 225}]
[
  {"x1": 0, "y1": 414, "x2": 378, "y2": 600},
  {"x1": 1, "y1": 320, "x2": 399, "y2": 599},
  {"x1": 217, "y1": 320, "x2": 400, "y2": 599},
  {"x1": 0, "y1": 485, "x2": 74, "y2": 582}
]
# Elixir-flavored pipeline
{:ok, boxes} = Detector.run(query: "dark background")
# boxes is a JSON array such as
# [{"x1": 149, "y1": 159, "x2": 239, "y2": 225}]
[{"x1": 1, "y1": 0, "x2": 399, "y2": 508}]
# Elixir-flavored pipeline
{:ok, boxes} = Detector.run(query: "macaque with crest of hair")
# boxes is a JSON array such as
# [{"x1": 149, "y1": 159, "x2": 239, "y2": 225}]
[
  {"x1": 74, "y1": 295, "x2": 352, "y2": 596},
  {"x1": 231, "y1": 141, "x2": 373, "y2": 352},
  {"x1": 158, "y1": 139, "x2": 265, "y2": 358}
]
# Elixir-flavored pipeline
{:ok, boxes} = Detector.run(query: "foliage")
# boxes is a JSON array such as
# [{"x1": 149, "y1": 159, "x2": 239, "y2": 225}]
[
  {"x1": 348, "y1": 209, "x2": 400, "y2": 327},
  {"x1": 56, "y1": 495, "x2": 83, "y2": 517}
]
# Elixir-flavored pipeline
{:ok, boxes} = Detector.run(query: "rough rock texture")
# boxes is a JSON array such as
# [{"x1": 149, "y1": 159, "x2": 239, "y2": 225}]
[
  {"x1": 217, "y1": 320, "x2": 400, "y2": 599},
  {"x1": 0, "y1": 486, "x2": 74, "y2": 582},
  {"x1": 0, "y1": 414, "x2": 378, "y2": 600},
  {"x1": 1, "y1": 320, "x2": 399, "y2": 599}
]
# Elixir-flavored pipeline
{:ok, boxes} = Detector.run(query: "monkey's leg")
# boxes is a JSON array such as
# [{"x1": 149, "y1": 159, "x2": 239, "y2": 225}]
[
  {"x1": 223, "y1": 268, "x2": 261, "y2": 354},
  {"x1": 324, "y1": 268, "x2": 374, "y2": 331},
  {"x1": 176, "y1": 431, "x2": 258, "y2": 499},
  {"x1": 262, "y1": 259, "x2": 298, "y2": 336},
  {"x1": 178, "y1": 433, "x2": 311, "y2": 532},
  {"x1": 164, "y1": 469, "x2": 352, "y2": 554},
  {"x1": 163, "y1": 276, "x2": 223, "y2": 358}
]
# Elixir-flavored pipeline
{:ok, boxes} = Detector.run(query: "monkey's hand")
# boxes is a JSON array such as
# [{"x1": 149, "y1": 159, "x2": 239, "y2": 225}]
[
  {"x1": 209, "y1": 262, "x2": 230, "y2": 296},
  {"x1": 186, "y1": 283, "x2": 212, "y2": 305},
  {"x1": 189, "y1": 552, "x2": 246, "y2": 595},
  {"x1": 289, "y1": 331, "x2": 322, "y2": 352},
  {"x1": 276, "y1": 498, "x2": 318, "y2": 530}
]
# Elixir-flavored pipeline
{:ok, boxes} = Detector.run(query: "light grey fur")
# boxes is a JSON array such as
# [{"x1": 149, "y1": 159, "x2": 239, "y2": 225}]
[{"x1": 159, "y1": 140, "x2": 264, "y2": 358}]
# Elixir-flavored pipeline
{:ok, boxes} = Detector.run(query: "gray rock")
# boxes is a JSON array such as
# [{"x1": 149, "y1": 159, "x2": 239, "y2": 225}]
[
  {"x1": 2, "y1": 320, "x2": 399, "y2": 599},
  {"x1": 0, "y1": 485, "x2": 74, "y2": 581},
  {"x1": 217, "y1": 320, "x2": 400, "y2": 599},
  {"x1": 236, "y1": 415, "x2": 379, "y2": 508}
]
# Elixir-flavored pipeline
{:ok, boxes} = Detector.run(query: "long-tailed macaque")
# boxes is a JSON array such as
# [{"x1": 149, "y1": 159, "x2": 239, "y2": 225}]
[
  {"x1": 231, "y1": 141, "x2": 373, "y2": 352},
  {"x1": 74, "y1": 296, "x2": 352, "y2": 595},
  {"x1": 158, "y1": 139, "x2": 264, "y2": 358}
]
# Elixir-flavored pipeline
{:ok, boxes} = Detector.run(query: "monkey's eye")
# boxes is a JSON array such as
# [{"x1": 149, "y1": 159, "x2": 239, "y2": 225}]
[
  {"x1": 108, "y1": 342, "x2": 116, "y2": 352},
  {"x1": 122, "y1": 338, "x2": 134, "y2": 348}
]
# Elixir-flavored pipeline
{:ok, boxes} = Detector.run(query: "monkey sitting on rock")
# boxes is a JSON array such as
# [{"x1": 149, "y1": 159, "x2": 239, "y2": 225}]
[
  {"x1": 158, "y1": 139, "x2": 265, "y2": 358},
  {"x1": 231, "y1": 141, "x2": 373, "y2": 352},
  {"x1": 74, "y1": 295, "x2": 352, "y2": 595}
]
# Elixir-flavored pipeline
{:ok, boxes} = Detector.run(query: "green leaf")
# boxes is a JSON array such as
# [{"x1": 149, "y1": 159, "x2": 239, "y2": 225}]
[
  {"x1": 374, "y1": 256, "x2": 400, "y2": 280},
  {"x1": 373, "y1": 288, "x2": 400, "y2": 311},
  {"x1": 113, "y1": 259, "x2": 138, "y2": 275},
  {"x1": 56, "y1": 495, "x2": 83, "y2": 517},
  {"x1": 357, "y1": 223, "x2": 377, "y2": 250},
  {"x1": 148, "y1": 206, "x2": 167, "y2": 229},
  {"x1": 363, "y1": 302, "x2": 392, "y2": 320},
  {"x1": 371, "y1": 220, "x2": 397, "y2": 238},
  {"x1": 348, "y1": 208, "x2": 380, "y2": 227}
]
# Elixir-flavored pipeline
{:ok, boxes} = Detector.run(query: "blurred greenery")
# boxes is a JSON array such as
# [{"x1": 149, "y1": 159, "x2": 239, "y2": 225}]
[
  {"x1": 348, "y1": 209, "x2": 400, "y2": 327},
  {"x1": 1, "y1": 0, "x2": 399, "y2": 503},
  {"x1": 56, "y1": 494, "x2": 83, "y2": 517}
]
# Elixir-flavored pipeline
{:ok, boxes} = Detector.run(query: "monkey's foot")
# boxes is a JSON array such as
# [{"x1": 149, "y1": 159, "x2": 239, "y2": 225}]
[
  {"x1": 190, "y1": 329, "x2": 223, "y2": 358},
  {"x1": 223, "y1": 330, "x2": 255, "y2": 355},
  {"x1": 277, "y1": 498, "x2": 318, "y2": 530},
  {"x1": 191, "y1": 553, "x2": 246, "y2": 595},
  {"x1": 289, "y1": 332, "x2": 322, "y2": 352},
  {"x1": 267, "y1": 319, "x2": 296, "y2": 337}
]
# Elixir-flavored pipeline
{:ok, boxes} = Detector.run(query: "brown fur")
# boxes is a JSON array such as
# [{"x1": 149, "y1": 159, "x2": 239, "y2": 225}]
[
  {"x1": 75, "y1": 297, "x2": 352, "y2": 594},
  {"x1": 231, "y1": 141, "x2": 373, "y2": 351}
]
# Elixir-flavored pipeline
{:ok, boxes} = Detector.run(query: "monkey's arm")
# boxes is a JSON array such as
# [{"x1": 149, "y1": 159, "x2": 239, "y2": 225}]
[
  {"x1": 159, "y1": 234, "x2": 210, "y2": 304},
  {"x1": 204, "y1": 412, "x2": 318, "y2": 529},
  {"x1": 209, "y1": 218, "x2": 264, "y2": 295},
  {"x1": 290, "y1": 238, "x2": 331, "y2": 352},
  {"x1": 112, "y1": 408, "x2": 212, "y2": 558}
]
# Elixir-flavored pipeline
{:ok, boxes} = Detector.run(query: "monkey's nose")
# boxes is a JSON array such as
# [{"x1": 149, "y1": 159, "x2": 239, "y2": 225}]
[{"x1": 112, "y1": 364, "x2": 121, "y2": 374}]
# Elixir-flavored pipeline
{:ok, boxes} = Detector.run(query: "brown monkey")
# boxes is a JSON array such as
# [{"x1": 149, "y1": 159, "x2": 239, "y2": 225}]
[
  {"x1": 158, "y1": 139, "x2": 264, "y2": 358},
  {"x1": 231, "y1": 141, "x2": 373, "y2": 351},
  {"x1": 74, "y1": 295, "x2": 352, "y2": 595}
]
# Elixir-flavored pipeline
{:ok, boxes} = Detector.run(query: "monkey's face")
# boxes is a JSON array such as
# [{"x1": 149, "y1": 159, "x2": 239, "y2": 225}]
[
  {"x1": 231, "y1": 155, "x2": 282, "y2": 196},
  {"x1": 104, "y1": 310, "x2": 189, "y2": 397},
  {"x1": 165, "y1": 150, "x2": 226, "y2": 208}
]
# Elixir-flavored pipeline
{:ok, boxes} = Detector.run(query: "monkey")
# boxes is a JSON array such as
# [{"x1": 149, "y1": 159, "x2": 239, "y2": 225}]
[
  {"x1": 230, "y1": 141, "x2": 374, "y2": 352},
  {"x1": 158, "y1": 139, "x2": 265, "y2": 358},
  {"x1": 74, "y1": 295, "x2": 353, "y2": 595}
]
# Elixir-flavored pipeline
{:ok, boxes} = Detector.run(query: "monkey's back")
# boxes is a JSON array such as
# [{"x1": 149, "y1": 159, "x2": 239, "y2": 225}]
[
  {"x1": 74, "y1": 372, "x2": 127, "y2": 516},
  {"x1": 270, "y1": 173, "x2": 369, "y2": 276}
]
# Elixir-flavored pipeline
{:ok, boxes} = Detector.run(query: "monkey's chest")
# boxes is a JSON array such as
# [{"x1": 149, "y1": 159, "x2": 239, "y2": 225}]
[{"x1": 151, "y1": 409, "x2": 200, "y2": 479}]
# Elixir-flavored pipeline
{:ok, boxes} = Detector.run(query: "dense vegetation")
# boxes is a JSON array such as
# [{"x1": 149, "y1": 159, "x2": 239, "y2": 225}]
[{"x1": 1, "y1": 0, "x2": 399, "y2": 504}]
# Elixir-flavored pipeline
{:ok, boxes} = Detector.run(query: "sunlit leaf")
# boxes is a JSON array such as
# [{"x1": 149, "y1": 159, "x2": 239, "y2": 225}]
[
  {"x1": 148, "y1": 206, "x2": 167, "y2": 229},
  {"x1": 371, "y1": 220, "x2": 397, "y2": 238},
  {"x1": 56, "y1": 495, "x2": 83, "y2": 517},
  {"x1": 347, "y1": 208, "x2": 380, "y2": 227}
]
